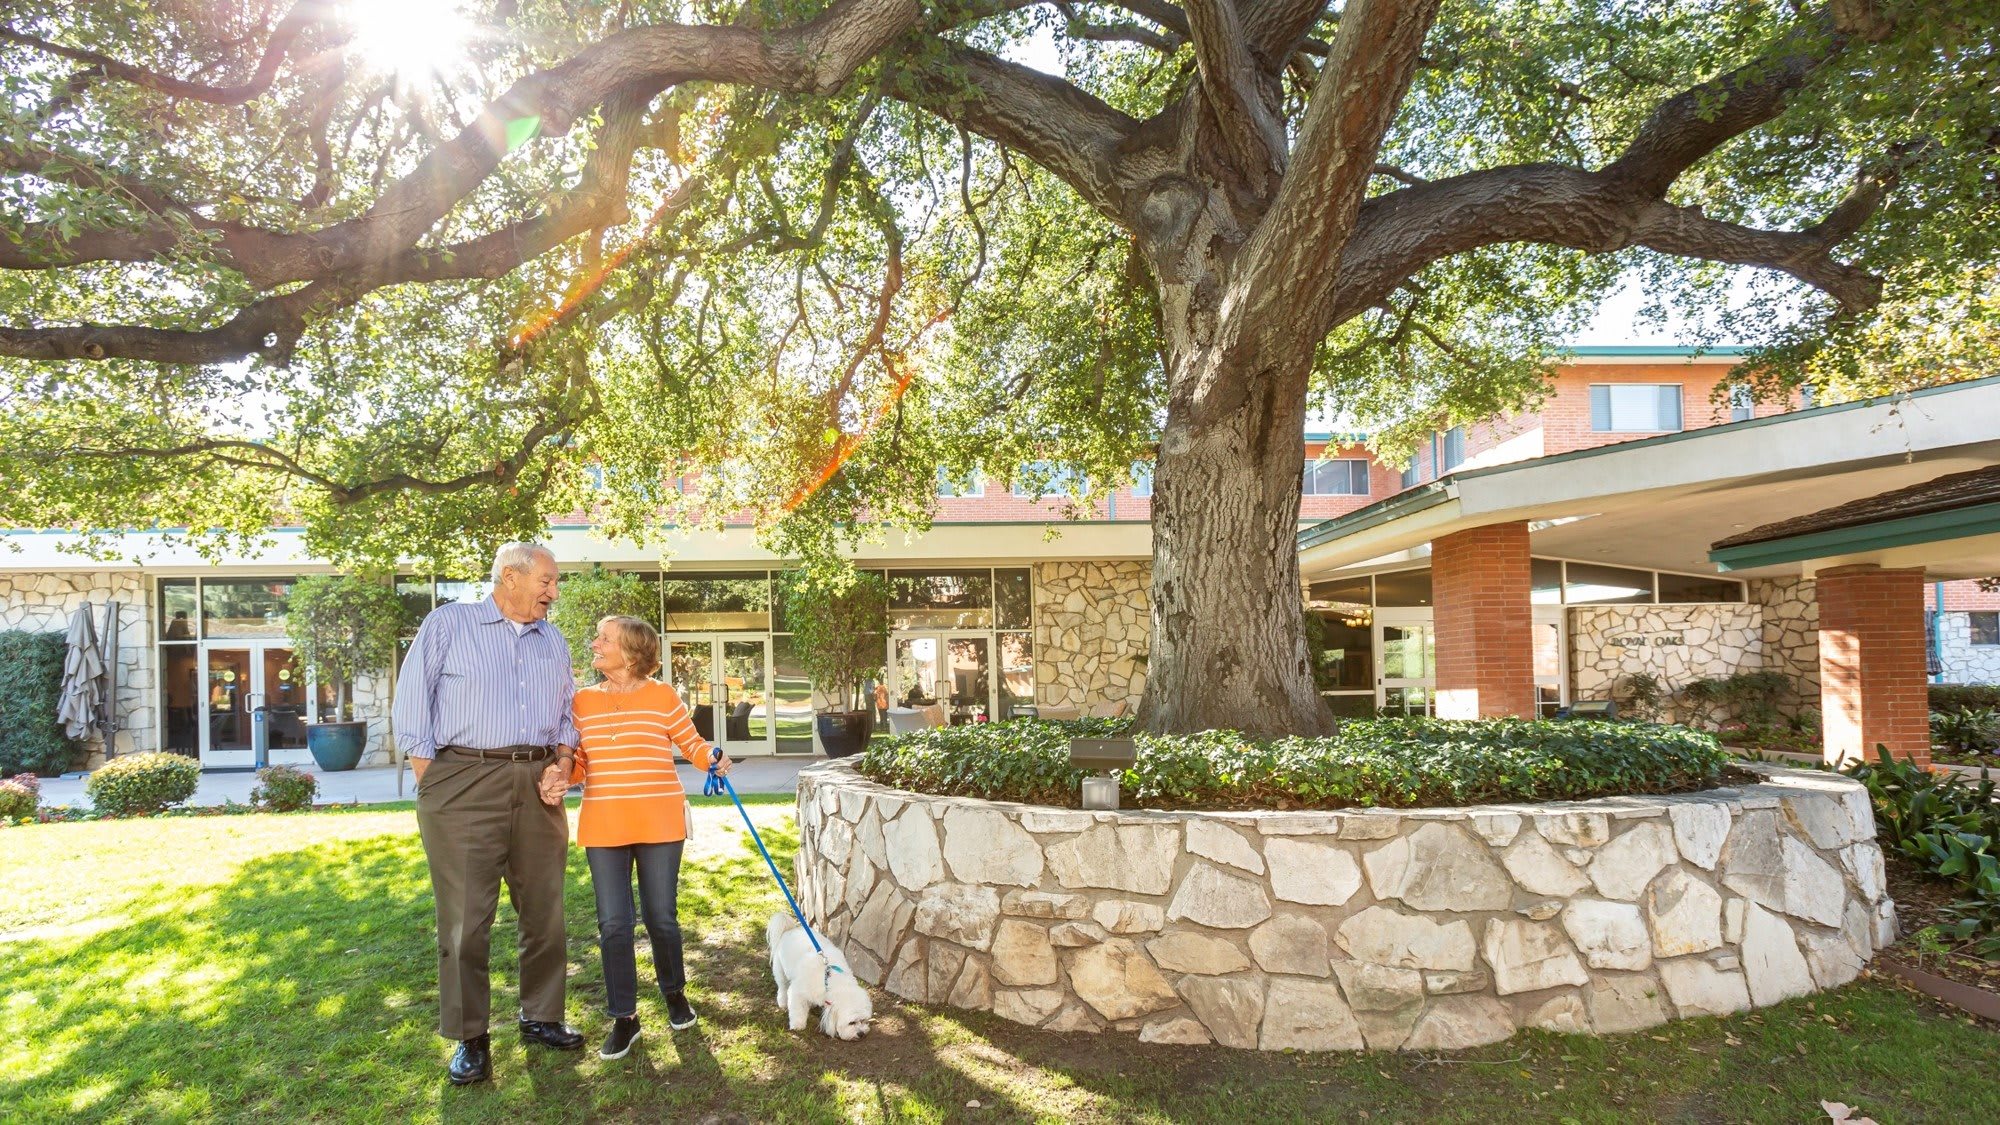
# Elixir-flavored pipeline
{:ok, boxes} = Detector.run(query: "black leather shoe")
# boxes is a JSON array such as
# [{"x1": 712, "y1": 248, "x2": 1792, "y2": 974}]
[
  {"x1": 518, "y1": 1019, "x2": 584, "y2": 1050},
  {"x1": 448, "y1": 1034, "x2": 491, "y2": 1085},
  {"x1": 664, "y1": 991, "x2": 698, "y2": 1030},
  {"x1": 599, "y1": 1015, "x2": 641, "y2": 1060}
]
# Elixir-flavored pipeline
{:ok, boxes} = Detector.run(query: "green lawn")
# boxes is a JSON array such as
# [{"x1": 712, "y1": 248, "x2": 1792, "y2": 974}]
[{"x1": 4, "y1": 800, "x2": 2000, "y2": 1123}]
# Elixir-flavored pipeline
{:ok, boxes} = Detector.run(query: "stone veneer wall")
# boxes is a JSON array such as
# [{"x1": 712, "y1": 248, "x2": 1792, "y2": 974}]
[
  {"x1": 1749, "y1": 577, "x2": 1821, "y2": 713},
  {"x1": 1937, "y1": 612, "x2": 2000, "y2": 685},
  {"x1": 0, "y1": 571, "x2": 156, "y2": 767},
  {"x1": 1033, "y1": 561, "x2": 1150, "y2": 711},
  {"x1": 1569, "y1": 604, "x2": 1764, "y2": 725},
  {"x1": 796, "y1": 761, "x2": 1892, "y2": 1051}
]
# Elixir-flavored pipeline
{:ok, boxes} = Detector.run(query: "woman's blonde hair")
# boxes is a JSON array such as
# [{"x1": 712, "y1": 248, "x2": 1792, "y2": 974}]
[{"x1": 601, "y1": 615, "x2": 662, "y2": 679}]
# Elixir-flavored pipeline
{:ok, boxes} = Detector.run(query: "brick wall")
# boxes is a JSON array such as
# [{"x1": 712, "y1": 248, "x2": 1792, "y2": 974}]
[
  {"x1": 1816, "y1": 565, "x2": 1930, "y2": 767},
  {"x1": 1928, "y1": 579, "x2": 2000, "y2": 612},
  {"x1": 1431, "y1": 522, "x2": 1537, "y2": 719}
]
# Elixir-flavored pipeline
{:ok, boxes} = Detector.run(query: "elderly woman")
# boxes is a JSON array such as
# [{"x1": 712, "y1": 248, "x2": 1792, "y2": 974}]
[{"x1": 560, "y1": 614, "x2": 729, "y2": 1060}]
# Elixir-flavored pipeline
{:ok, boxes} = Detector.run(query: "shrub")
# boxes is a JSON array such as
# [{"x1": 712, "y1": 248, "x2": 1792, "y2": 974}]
[
  {"x1": 85, "y1": 752, "x2": 201, "y2": 816},
  {"x1": 1845, "y1": 748, "x2": 2000, "y2": 956},
  {"x1": 285, "y1": 574, "x2": 409, "y2": 721},
  {"x1": 249, "y1": 765, "x2": 318, "y2": 812},
  {"x1": 0, "y1": 631, "x2": 75, "y2": 776},
  {"x1": 780, "y1": 569, "x2": 889, "y2": 712},
  {"x1": 546, "y1": 568, "x2": 660, "y2": 677},
  {"x1": 1932, "y1": 708, "x2": 2000, "y2": 757},
  {"x1": 858, "y1": 717, "x2": 1734, "y2": 810},
  {"x1": 0, "y1": 773, "x2": 38, "y2": 821},
  {"x1": 1932, "y1": 684, "x2": 2000, "y2": 713}
]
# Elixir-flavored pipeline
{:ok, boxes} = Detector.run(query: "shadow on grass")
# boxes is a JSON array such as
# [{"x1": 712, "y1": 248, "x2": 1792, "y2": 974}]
[{"x1": 7, "y1": 815, "x2": 2000, "y2": 1123}]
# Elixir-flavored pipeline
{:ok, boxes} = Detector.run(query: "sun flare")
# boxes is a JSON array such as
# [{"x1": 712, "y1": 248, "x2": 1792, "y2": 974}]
[{"x1": 341, "y1": 0, "x2": 474, "y2": 81}]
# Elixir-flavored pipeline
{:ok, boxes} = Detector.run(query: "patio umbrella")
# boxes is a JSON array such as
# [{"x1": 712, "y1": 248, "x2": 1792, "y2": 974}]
[
  {"x1": 98, "y1": 600, "x2": 122, "y2": 736},
  {"x1": 58, "y1": 605, "x2": 106, "y2": 741}
]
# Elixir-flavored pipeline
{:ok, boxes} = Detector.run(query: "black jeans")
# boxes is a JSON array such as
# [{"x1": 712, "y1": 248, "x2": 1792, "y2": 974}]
[{"x1": 585, "y1": 842, "x2": 687, "y2": 1018}]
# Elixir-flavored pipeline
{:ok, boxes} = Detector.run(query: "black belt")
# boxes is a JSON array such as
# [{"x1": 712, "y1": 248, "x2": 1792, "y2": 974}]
[{"x1": 443, "y1": 744, "x2": 556, "y2": 763}]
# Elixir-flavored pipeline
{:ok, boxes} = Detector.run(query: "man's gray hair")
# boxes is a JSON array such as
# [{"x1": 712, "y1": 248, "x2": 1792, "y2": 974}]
[{"x1": 490, "y1": 541, "x2": 556, "y2": 584}]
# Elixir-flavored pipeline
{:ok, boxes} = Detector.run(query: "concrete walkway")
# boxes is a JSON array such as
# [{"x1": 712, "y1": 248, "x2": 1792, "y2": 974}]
[{"x1": 37, "y1": 755, "x2": 813, "y2": 810}]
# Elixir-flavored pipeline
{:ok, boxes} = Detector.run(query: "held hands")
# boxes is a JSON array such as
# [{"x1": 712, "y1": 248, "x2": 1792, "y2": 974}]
[
  {"x1": 709, "y1": 750, "x2": 732, "y2": 778},
  {"x1": 538, "y1": 759, "x2": 571, "y2": 806}
]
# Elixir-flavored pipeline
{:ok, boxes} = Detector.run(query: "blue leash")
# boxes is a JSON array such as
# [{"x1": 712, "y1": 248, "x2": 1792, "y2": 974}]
[{"x1": 704, "y1": 761, "x2": 830, "y2": 959}]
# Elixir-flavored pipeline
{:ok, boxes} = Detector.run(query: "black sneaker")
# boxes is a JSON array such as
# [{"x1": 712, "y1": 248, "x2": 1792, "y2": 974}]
[
  {"x1": 599, "y1": 1015, "x2": 640, "y2": 1060},
  {"x1": 665, "y1": 991, "x2": 697, "y2": 1030}
]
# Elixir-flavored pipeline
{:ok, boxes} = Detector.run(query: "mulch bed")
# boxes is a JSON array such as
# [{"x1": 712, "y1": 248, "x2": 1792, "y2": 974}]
[{"x1": 1882, "y1": 849, "x2": 2000, "y2": 997}]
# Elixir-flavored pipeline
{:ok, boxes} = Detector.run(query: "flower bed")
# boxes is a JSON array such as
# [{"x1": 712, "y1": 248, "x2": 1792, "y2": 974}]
[
  {"x1": 857, "y1": 717, "x2": 1736, "y2": 810},
  {"x1": 796, "y1": 759, "x2": 1893, "y2": 1052}
]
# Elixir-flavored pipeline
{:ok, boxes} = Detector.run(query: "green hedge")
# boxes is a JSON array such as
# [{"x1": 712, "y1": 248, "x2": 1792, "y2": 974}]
[
  {"x1": 1932, "y1": 684, "x2": 2000, "y2": 713},
  {"x1": 857, "y1": 717, "x2": 1734, "y2": 810},
  {"x1": 0, "y1": 631, "x2": 75, "y2": 777}
]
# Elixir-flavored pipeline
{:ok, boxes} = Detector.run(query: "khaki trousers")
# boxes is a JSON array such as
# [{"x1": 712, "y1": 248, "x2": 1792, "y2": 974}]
[{"x1": 415, "y1": 754, "x2": 569, "y2": 1040}]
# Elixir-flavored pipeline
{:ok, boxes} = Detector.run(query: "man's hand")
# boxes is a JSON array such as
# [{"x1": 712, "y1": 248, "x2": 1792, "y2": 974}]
[
  {"x1": 411, "y1": 757, "x2": 430, "y2": 784},
  {"x1": 538, "y1": 759, "x2": 570, "y2": 806}
]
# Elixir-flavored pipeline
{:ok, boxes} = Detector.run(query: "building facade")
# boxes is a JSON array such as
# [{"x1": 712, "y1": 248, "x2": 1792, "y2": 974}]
[{"x1": 5, "y1": 347, "x2": 1995, "y2": 773}]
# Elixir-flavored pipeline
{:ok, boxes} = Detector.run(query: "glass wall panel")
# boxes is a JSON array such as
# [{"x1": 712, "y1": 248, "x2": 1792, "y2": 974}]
[
  {"x1": 1307, "y1": 575, "x2": 1372, "y2": 609},
  {"x1": 998, "y1": 631, "x2": 1034, "y2": 719},
  {"x1": 201, "y1": 579, "x2": 292, "y2": 638},
  {"x1": 161, "y1": 580, "x2": 198, "y2": 640},
  {"x1": 434, "y1": 578, "x2": 493, "y2": 608},
  {"x1": 995, "y1": 568, "x2": 1033, "y2": 629},
  {"x1": 1531, "y1": 559, "x2": 1564, "y2": 605},
  {"x1": 1657, "y1": 572, "x2": 1744, "y2": 603},
  {"x1": 1374, "y1": 569, "x2": 1433, "y2": 607},
  {"x1": 1565, "y1": 563, "x2": 1653, "y2": 605},
  {"x1": 887, "y1": 569, "x2": 993, "y2": 630},
  {"x1": 771, "y1": 635, "x2": 816, "y2": 754},
  {"x1": 663, "y1": 573, "x2": 768, "y2": 631},
  {"x1": 943, "y1": 637, "x2": 992, "y2": 723},
  {"x1": 1323, "y1": 693, "x2": 1377, "y2": 719},
  {"x1": 1309, "y1": 612, "x2": 1373, "y2": 692},
  {"x1": 161, "y1": 645, "x2": 200, "y2": 756},
  {"x1": 894, "y1": 637, "x2": 941, "y2": 706},
  {"x1": 667, "y1": 640, "x2": 716, "y2": 741},
  {"x1": 1380, "y1": 624, "x2": 1434, "y2": 680},
  {"x1": 395, "y1": 576, "x2": 434, "y2": 633}
]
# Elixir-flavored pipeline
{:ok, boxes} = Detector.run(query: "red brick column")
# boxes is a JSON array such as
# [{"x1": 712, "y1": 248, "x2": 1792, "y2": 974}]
[
  {"x1": 1431, "y1": 522, "x2": 1536, "y2": 719},
  {"x1": 1815, "y1": 564, "x2": 1930, "y2": 768}
]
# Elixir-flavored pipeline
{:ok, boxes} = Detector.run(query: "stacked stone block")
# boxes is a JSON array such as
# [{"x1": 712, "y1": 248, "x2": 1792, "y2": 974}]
[
  {"x1": 797, "y1": 762, "x2": 1892, "y2": 1051},
  {"x1": 1032, "y1": 561, "x2": 1150, "y2": 712}
]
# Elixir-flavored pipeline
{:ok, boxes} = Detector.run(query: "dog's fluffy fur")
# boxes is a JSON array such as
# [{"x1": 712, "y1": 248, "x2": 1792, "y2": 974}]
[{"x1": 767, "y1": 913, "x2": 873, "y2": 1040}]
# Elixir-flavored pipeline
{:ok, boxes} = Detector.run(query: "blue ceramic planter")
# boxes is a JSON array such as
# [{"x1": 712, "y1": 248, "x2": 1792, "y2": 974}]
[{"x1": 307, "y1": 721, "x2": 367, "y2": 771}]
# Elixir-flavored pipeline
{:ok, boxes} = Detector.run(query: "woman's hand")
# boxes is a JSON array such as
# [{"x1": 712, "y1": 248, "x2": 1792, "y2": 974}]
[
  {"x1": 710, "y1": 751, "x2": 732, "y2": 778},
  {"x1": 538, "y1": 759, "x2": 571, "y2": 806}
]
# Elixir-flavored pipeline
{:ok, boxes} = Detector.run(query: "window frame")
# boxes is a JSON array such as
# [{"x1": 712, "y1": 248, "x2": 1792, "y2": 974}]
[
  {"x1": 1589, "y1": 383, "x2": 1686, "y2": 434},
  {"x1": 1971, "y1": 611, "x2": 2000, "y2": 647},
  {"x1": 1301, "y1": 457, "x2": 1372, "y2": 497},
  {"x1": 936, "y1": 467, "x2": 985, "y2": 498}
]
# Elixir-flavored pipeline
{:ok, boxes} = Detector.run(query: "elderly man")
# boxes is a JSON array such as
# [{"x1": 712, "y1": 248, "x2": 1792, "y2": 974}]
[{"x1": 395, "y1": 541, "x2": 583, "y2": 1085}]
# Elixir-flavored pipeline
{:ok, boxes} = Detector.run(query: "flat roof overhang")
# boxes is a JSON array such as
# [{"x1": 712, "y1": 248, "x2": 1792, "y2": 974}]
[{"x1": 1298, "y1": 376, "x2": 2000, "y2": 584}]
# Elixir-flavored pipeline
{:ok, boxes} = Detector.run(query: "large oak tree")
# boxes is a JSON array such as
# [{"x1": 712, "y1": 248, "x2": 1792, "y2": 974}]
[{"x1": 2, "y1": 1, "x2": 1994, "y2": 734}]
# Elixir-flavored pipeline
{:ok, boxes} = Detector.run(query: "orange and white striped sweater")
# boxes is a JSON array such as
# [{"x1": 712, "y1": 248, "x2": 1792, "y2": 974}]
[{"x1": 569, "y1": 680, "x2": 719, "y2": 848}]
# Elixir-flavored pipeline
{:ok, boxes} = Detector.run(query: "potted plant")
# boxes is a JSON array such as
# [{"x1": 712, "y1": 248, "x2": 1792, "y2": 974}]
[
  {"x1": 781, "y1": 569, "x2": 889, "y2": 758},
  {"x1": 286, "y1": 574, "x2": 408, "y2": 771}
]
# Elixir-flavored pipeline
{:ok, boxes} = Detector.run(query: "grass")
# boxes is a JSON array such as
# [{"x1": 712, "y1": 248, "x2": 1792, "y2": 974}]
[{"x1": 3, "y1": 799, "x2": 2000, "y2": 1123}]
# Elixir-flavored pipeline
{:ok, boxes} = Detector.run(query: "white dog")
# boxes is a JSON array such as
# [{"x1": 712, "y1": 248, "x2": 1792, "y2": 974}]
[{"x1": 767, "y1": 912, "x2": 874, "y2": 1040}]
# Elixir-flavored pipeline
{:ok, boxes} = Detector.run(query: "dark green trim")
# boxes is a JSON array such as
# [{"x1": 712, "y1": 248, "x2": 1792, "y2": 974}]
[
  {"x1": 1297, "y1": 481, "x2": 1454, "y2": 552},
  {"x1": 1709, "y1": 501, "x2": 2000, "y2": 571},
  {"x1": 1295, "y1": 374, "x2": 2000, "y2": 552}
]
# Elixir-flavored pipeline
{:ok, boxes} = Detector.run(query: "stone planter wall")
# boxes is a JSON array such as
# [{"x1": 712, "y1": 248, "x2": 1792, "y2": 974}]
[{"x1": 795, "y1": 761, "x2": 1893, "y2": 1051}]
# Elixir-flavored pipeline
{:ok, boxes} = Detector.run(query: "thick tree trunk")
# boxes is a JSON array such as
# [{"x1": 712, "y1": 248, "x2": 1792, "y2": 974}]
[{"x1": 1136, "y1": 345, "x2": 1334, "y2": 737}]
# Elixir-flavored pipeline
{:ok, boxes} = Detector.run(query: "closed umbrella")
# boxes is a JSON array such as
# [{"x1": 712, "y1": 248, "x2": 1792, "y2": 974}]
[
  {"x1": 58, "y1": 606, "x2": 106, "y2": 741},
  {"x1": 98, "y1": 600, "x2": 122, "y2": 736}
]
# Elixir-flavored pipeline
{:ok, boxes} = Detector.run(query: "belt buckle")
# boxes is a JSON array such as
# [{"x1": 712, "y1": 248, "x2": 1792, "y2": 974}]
[{"x1": 512, "y1": 748, "x2": 534, "y2": 762}]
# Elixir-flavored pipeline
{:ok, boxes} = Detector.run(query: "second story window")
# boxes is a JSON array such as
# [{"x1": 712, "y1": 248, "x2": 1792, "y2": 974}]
[
  {"x1": 1441, "y1": 427, "x2": 1467, "y2": 472},
  {"x1": 1130, "y1": 462, "x2": 1154, "y2": 499},
  {"x1": 1590, "y1": 384, "x2": 1684, "y2": 433},
  {"x1": 1729, "y1": 384, "x2": 1756, "y2": 423},
  {"x1": 1012, "y1": 462, "x2": 1088, "y2": 499},
  {"x1": 1303, "y1": 459, "x2": 1370, "y2": 496},
  {"x1": 937, "y1": 468, "x2": 984, "y2": 498}
]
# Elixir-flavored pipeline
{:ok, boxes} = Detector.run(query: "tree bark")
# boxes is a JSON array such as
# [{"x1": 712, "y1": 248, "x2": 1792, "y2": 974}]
[{"x1": 1138, "y1": 339, "x2": 1334, "y2": 737}]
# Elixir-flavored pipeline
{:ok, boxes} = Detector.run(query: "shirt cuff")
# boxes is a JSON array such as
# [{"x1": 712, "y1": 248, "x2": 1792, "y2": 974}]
[{"x1": 399, "y1": 738, "x2": 437, "y2": 760}]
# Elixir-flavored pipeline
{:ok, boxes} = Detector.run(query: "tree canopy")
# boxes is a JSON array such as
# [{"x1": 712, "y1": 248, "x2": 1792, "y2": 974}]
[{"x1": 1, "y1": 0, "x2": 1994, "y2": 577}]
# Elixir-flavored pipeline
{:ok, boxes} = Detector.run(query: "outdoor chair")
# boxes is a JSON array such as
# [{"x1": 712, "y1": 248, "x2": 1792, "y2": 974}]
[{"x1": 885, "y1": 708, "x2": 932, "y2": 735}]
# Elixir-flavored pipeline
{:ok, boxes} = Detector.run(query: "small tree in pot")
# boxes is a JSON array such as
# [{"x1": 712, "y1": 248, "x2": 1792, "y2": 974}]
[
  {"x1": 782, "y1": 569, "x2": 888, "y2": 758},
  {"x1": 286, "y1": 574, "x2": 409, "y2": 771}
]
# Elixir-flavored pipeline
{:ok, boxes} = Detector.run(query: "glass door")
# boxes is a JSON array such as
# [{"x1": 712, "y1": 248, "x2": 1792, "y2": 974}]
[
  {"x1": 890, "y1": 632, "x2": 994, "y2": 724},
  {"x1": 664, "y1": 635, "x2": 774, "y2": 756},
  {"x1": 1534, "y1": 607, "x2": 1567, "y2": 717},
  {"x1": 200, "y1": 644, "x2": 314, "y2": 767},
  {"x1": 1375, "y1": 613, "x2": 1436, "y2": 716}
]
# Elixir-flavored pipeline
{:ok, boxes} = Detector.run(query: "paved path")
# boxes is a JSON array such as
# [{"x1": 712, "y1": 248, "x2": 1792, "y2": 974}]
[{"x1": 37, "y1": 755, "x2": 813, "y2": 810}]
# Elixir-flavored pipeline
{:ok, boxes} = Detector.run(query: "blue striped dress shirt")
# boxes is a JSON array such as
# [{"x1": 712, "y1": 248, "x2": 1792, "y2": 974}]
[{"x1": 393, "y1": 597, "x2": 580, "y2": 759}]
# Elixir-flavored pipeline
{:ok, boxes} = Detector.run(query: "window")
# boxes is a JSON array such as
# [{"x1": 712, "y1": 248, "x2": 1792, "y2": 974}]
[
  {"x1": 937, "y1": 468, "x2": 984, "y2": 498},
  {"x1": 1011, "y1": 462, "x2": 1087, "y2": 498},
  {"x1": 663, "y1": 573, "x2": 770, "y2": 631},
  {"x1": 1130, "y1": 461, "x2": 1154, "y2": 499},
  {"x1": 887, "y1": 569, "x2": 994, "y2": 629},
  {"x1": 1400, "y1": 456, "x2": 1422, "y2": 489},
  {"x1": 995, "y1": 568, "x2": 1033, "y2": 629},
  {"x1": 1589, "y1": 384, "x2": 1684, "y2": 433},
  {"x1": 1302, "y1": 459, "x2": 1370, "y2": 496},
  {"x1": 1440, "y1": 427, "x2": 1467, "y2": 472},
  {"x1": 1657, "y1": 572, "x2": 1746, "y2": 603},
  {"x1": 200, "y1": 578, "x2": 293, "y2": 638},
  {"x1": 1973, "y1": 612, "x2": 2000, "y2": 646},
  {"x1": 1728, "y1": 384, "x2": 1756, "y2": 423},
  {"x1": 1564, "y1": 563, "x2": 1653, "y2": 605},
  {"x1": 1799, "y1": 384, "x2": 1819, "y2": 408}
]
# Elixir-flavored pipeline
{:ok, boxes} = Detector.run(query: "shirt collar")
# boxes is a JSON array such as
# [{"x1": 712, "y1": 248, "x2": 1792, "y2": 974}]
[{"x1": 477, "y1": 595, "x2": 544, "y2": 634}]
